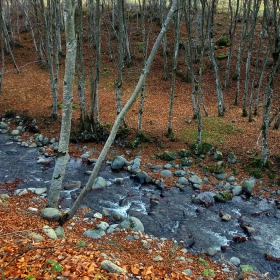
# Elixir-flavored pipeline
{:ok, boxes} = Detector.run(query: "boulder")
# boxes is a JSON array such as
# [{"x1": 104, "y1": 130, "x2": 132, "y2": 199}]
[
  {"x1": 93, "y1": 176, "x2": 107, "y2": 189},
  {"x1": 119, "y1": 216, "x2": 144, "y2": 232},
  {"x1": 188, "y1": 175, "x2": 202, "y2": 184},
  {"x1": 101, "y1": 260, "x2": 126, "y2": 274},
  {"x1": 41, "y1": 208, "x2": 62, "y2": 221},
  {"x1": 43, "y1": 225, "x2": 57, "y2": 239},
  {"x1": 111, "y1": 156, "x2": 127, "y2": 170}
]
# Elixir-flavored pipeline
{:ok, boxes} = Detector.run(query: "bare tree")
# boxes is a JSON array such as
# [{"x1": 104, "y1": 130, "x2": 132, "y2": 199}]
[
  {"x1": 46, "y1": 0, "x2": 77, "y2": 208},
  {"x1": 57, "y1": 0, "x2": 178, "y2": 224},
  {"x1": 0, "y1": 0, "x2": 5, "y2": 93}
]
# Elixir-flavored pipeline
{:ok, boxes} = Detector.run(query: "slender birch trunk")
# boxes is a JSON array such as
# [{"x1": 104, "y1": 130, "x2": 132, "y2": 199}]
[
  {"x1": 46, "y1": 0, "x2": 77, "y2": 208},
  {"x1": 167, "y1": 0, "x2": 181, "y2": 135},
  {"x1": 59, "y1": 0, "x2": 178, "y2": 224},
  {"x1": 0, "y1": 0, "x2": 4, "y2": 94}
]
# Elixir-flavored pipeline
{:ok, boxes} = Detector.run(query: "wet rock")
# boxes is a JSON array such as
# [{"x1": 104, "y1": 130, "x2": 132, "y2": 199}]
[
  {"x1": 81, "y1": 152, "x2": 91, "y2": 159},
  {"x1": 244, "y1": 226, "x2": 256, "y2": 235},
  {"x1": 93, "y1": 176, "x2": 107, "y2": 189},
  {"x1": 43, "y1": 225, "x2": 57, "y2": 239},
  {"x1": 64, "y1": 181, "x2": 81, "y2": 190},
  {"x1": 230, "y1": 256, "x2": 240, "y2": 266},
  {"x1": 206, "y1": 247, "x2": 218, "y2": 256},
  {"x1": 193, "y1": 183, "x2": 202, "y2": 190},
  {"x1": 221, "y1": 214, "x2": 232, "y2": 221},
  {"x1": 192, "y1": 192, "x2": 215, "y2": 206},
  {"x1": 111, "y1": 156, "x2": 127, "y2": 170},
  {"x1": 150, "y1": 164, "x2": 162, "y2": 170},
  {"x1": 101, "y1": 260, "x2": 126, "y2": 274},
  {"x1": 164, "y1": 163, "x2": 172, "y2": 169},
  {"x1": 135, "y1": 171, "x2": 148, "y2": 184},
  {"x1": 267, "y1": 237, "x2": 280, "y2": 258},
  {"x1": 179, "y1": 149, "x2": 191, "y2": 158},
  {"x1": 232, "y1": 185, "x2": 242, "y2": 196},
  {"x1": 214, "y1": 192, "x2": 233, "y2": 203},
  {"x1": 28, "y1": 187, "x2": 47, "y2": 195},
  {"x1": 14, "y1": 188, "x2": 28, "y2": 196},
  {"x1": 41, "y1": 208, "x2": 62, "y2": 221}
]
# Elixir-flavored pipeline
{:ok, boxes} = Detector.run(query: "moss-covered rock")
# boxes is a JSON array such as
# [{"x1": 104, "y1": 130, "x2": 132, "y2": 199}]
[
  {"x1": 179, "y1": 149, "x2": 191, "y2": 158},
  {"x1": 191, "y1": 142, "x2": 213, "y2": 155},
  {"x1": 216, "y1": 35, "x2": 229, "y2": 46},
  {"x1": 214, "y1": 192, "x2": 233, "y2": 202},
  {"x1": 156, "y1": 150, "x2": 177, "y2": 161}
]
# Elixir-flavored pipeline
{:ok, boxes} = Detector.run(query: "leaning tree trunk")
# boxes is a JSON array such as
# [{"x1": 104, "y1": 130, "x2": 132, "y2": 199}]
[
  {"x1": 46, "y1": 0, "x2": 77, "y2": 208},
  {"x1": 59, "y1": 0, "x2": 178, "y2": 225}
]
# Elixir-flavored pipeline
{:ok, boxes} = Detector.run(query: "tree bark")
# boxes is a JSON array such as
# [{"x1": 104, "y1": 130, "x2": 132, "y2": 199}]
[
  {"x1": 59, "y1": 0, "x2": 178, "y2": 225},
  {"x1": 46, "y1": 0, "x2": 77, "y2": 208}
]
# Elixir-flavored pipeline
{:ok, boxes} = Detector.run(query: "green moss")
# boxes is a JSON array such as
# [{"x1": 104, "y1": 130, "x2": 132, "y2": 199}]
[
  {"x1": 249, "y1": 168, "x2": 263, "y2": 179},
  {"x1": 217, "y1": 53, "x2": 228, "y2": 59}
]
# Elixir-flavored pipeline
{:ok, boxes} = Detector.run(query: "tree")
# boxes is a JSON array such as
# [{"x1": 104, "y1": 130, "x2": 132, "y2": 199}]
[
  {"x1": 57, "y1": 0, "x2": 178, "y2": 225},
  {"x1": 46, "y1": 0, "x2": 77, "y2": 208},
  {"x1": 0, "y1": 0, "x2": 5, "y2": 94}
]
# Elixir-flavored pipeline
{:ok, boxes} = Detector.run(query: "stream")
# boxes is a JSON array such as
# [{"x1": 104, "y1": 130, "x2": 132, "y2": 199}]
[{"x1": 0, "y1": 133, "x2": 280, "y2": 278}]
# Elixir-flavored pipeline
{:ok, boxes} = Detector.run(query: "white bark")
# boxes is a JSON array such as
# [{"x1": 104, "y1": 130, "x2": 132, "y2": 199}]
[{"x1": 46, "y1": 0, "x2": 77, "y2": 208}]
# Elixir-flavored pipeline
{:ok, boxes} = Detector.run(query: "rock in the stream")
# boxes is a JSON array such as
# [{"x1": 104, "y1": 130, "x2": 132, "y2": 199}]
[
  {"x1": 41, "y1": 208, "x2": 62, "y2": 221},
  {"x1": 232, "y1": 185, "x2": 242, "y2": 196},
  {"x1": 101, "y1": 260, "x2": 126, "y2": 274},
  {"x1": 214, "y1": 192, "x2": 233, "y2": 203},
  {"x1": 230, "y1": 256, "x2": 241, "y2": 266},
  {"x1": 64, "y1": 181, "x2": 81, "y2": 190},
  {"x1": 92, "y1": 176, "x2": 107, "y2": 189},
  {"x1": 111, "y1": 156, "x2": 127, "y2": 170},
  {"x1": 177, "y1": 177, "x2": 189, "y2": 185}
]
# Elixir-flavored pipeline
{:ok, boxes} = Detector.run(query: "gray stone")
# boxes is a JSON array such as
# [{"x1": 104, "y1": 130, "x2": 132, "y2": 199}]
[
  {"x1": 93, "y1": 176, "x2": 107, "y2": 189},
  {"x1": 206, "y1": 247, "x2": 218, "y2": 256},
  {"x1": 28, "y1": 232, "x2": 44, "y2": 242},
  {"x1": 43, "y1": 225, "x2": 57, "y2": 239},
  {"x1": 227, "y1": 176, "x2": 236, "y2": 183},
  {"x1": 81, "y1": 152, "x2": 91, "y2": 159},
  {"x1": 230, "y1": 256, "x2": 240, "y2": 266},
  {"x1": 160, "y1": 170, "x2": 172, "y2": 178},
  {"x1": 213, "y1": 150, "x2": 223, "y2": 161},
  {"x1": 28, "y1": 187, "x2": 47, "y2": 195},
  {"x1": 177, "y1": 177, "x2": 189, "y2": 185},
  {"x1": 14, "y1": 188, "x2": 28, "y2": 196},
  {"x1": 135, "y1": 171, "x2": 148, "y2": 184},
  {"x1": 193, "y1": 183, "x2": 202, "y2": 190},
  {"x1": 96, "y1": 221, "x2": 109, "y2": 231},
  {"x1": 111, "y1": 156, "x2": 127, "y2": 170},
  {"x1": 213, "y1": 172, "x2": 227, "y2": 180},
  {"x1": 242, "y1": 179, "x2": 255, "y2": 195},
  {"x1": 221, "y1": 214, "x2": 232, "y2": 221},
  {"x1": 182, "y1": 269, "x2": 193, "y2": 276},
  {"x1": 174, "y1": 170, "x2": 185, "y2": 177},
  {"x1": 88, "y1": 158, "x2": 98, "y2": 163},
  {"x1": 188, "y1": 175, "x2": 202, "y2": 184},
  {"x1": 153, "y1": 255, "x2": 163, "y2": 262},
  {"x1": 101, "y1": 260, "x2": 126, "y2": 274},
  {"x1": 232, "y1": 185, "x2": 242, "y2": 196},
  {"x1": 83, "y1": 228, "x2": 106, "y2": 239},
  {"x1": 150, "y1": 164, "x2": 163, "y2": 170},
  {"x1": 41, "y1": 208, "x2": 62, "y2": 221},
  {"x1": 11, "y1": 129, "x2": 20, "y2": 136},
  {"x1": 268, "y1": 237, "x2": 280, "y2": 258},
  {"x1": 28, "y1": 207, "x2": 38, "y2": 212},
  {"x1": 55, "y1": 226, "x2": 66, "y2": 238},
  {"x1": 0, "y1": 122, "x2": 8, "y2": 129},
  {"x1": 119, "y1": 216, "x2": 144, "y2": 232},
  {"x1": 164, "y1": 163, "x2": 172, "y2": 169},
  {"x1": 64, "y1": 181, "x2": 81, "y2": 190},
  {"x1": 228, "y1": 152, "x2": 237, "y2": 164}
]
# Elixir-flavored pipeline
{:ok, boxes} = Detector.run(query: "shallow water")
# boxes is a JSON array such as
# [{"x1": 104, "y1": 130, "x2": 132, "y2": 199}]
[{"x1": 0, "y1": 133, "x2": 280, "y2": 278}]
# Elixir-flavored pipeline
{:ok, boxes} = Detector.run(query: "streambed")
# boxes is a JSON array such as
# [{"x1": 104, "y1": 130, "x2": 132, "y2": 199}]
[{"x1": 0, "y1": 133, "x2": 280, "y2": 278}]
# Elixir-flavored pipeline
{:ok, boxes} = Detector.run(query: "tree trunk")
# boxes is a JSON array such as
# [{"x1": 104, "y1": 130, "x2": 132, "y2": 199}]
[
  {"x1": 0, "y1": 0, "x2": 4, "y2": 94},
  {"x1": 59, "y1": 0, "x2": 178, "y2": 224},
  {"x1": 46, "y1": 0, "x2": 77, "y2": 208}
]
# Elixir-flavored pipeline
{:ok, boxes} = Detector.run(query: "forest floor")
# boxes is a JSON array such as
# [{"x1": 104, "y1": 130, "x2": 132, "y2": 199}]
[{"x1": 0, "y1": 12, "x2": 280, "y2": 279}]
